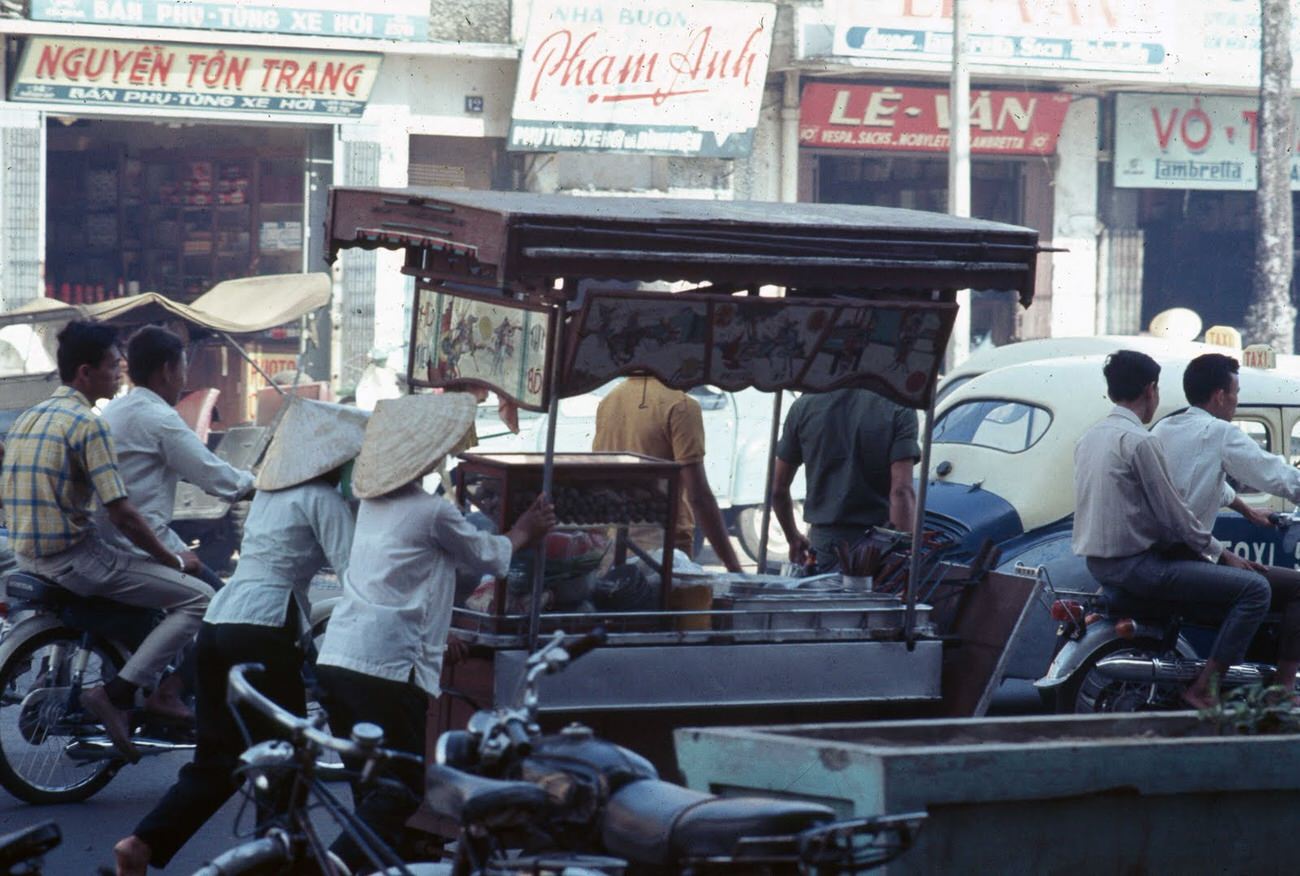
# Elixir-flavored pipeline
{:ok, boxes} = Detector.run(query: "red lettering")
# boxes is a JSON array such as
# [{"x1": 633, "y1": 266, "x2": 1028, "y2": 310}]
[
  {"x1": 275, "y1": 60, "x2": 299, "y2": 92},
  {"x1": 1151, "y1": 107, "x2": 1178, "y2": 151},
  {"x1": 260, "y1": 58, "x2": 282, "y2": 91},
  {"x1": 317, "y1": 61, "x2": 342, "y2": 93},
  {"x1": 224, "y1": 56, "x2": 248, "y2": 89},
  {"x1": 35, "y1": 45, "x2": 61, "y2": 79}
]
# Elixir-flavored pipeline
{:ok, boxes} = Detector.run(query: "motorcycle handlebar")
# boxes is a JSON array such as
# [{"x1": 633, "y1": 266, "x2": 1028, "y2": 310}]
[
  {"x1": 504, "y1": 719, "x2": 533, "y2": 755},
  {"x1": 565, "y1": 627, "x2": 607, "y2": 662},
  {"x1": 227, "y1": 663, "x2": 420, "y2": 765}
]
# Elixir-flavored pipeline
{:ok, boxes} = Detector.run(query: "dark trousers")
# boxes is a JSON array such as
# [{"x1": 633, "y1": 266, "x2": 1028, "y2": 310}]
[
  {"x1": 1259, "y1": 564, "x2": 1300, "y2": 663},
  {"x1": 317, "y1": 665, "x2": 428, "y2": 873},
  {"x1": 1088, "y1": 549, "x2": 1271, "y2": 665},
  {"x1": 133, "y1": 617, "x2": 305, "y2": 868}
]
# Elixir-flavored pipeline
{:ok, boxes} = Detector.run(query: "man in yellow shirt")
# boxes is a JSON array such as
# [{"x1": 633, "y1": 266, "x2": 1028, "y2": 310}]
[{"x1": 593, "y1": 375, "x2": 741, "y2": 571}]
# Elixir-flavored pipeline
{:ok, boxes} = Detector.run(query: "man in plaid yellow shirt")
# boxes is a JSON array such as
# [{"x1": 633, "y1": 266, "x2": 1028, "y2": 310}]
[{"x1": 0, "y1": 321, "x2": 212, "y2": 761}]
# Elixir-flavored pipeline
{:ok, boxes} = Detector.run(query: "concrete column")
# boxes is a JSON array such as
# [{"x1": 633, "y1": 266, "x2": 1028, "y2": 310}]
[
  {"x1": 780, "y1": 71, "x2": 800, "y2": 203},
  {"x1": 1050, "y1": 98, "x2": 1100, "y2": 337}
]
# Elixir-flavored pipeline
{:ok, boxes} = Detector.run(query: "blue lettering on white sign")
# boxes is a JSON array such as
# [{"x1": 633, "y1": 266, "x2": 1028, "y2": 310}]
[
  {"x1": 31, "y1": 0, "x2": 428, "y2": 41},
  {"x1": 9, "y1": 82, "x2": 366, "y2": 117}
]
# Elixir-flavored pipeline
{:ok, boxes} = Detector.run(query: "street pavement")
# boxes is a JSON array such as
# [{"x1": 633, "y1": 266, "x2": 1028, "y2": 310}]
[{"x1": 0, "y1": 749, "x2": 345, "y2": 874}]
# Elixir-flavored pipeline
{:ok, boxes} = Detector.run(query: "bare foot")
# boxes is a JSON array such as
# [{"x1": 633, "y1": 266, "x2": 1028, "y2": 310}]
[
  {"x1": 1180, "y1": 688, "x2": 1216, "y2": 710},
  {"x1": 114, "y1": 835, "x2": 150, "y2": 876}
]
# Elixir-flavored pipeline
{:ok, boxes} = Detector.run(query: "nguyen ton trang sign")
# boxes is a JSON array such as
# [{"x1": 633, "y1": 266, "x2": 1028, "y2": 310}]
[
  {"x1": 508, "y1": 0, "x2": 776, "y2": 157},
  {"x1": 800, "y1": 83, "x2": 1071, "y2": 155},
  {"x1": 8, "y1": 37, "x2": 381, "y2": 118}
]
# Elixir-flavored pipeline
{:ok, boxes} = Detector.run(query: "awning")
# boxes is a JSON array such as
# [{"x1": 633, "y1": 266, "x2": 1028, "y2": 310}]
[{"x1": 2, "y1": 273, "x2": 331, "y2": 335}]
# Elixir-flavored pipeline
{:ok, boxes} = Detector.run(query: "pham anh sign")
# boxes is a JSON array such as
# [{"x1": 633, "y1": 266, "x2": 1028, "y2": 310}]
[
  {"x1": 8, "y1": 37, "x2": 381, "y2": 118},
  {"x1": 508, "y1": 0, "x2": 775, "y2": 158}
]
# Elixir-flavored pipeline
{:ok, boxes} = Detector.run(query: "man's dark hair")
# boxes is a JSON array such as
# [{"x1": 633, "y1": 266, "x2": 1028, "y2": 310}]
[
  {"x1": 126, "y1": 326, "x2": 185, "y2": 386},
  {"x1": 56, "y1": 320, "x2": 119, "y2": 383},
  {"x1": 1103, "y1": 350, "x2": 1161, "y2": 403},
  {"x1": 1183, "y1": 353, "x2": 1239, "y2": 406}
]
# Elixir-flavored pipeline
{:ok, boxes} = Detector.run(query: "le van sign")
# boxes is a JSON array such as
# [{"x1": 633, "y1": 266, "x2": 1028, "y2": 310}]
[
  {"x1": 30, "y1": 0, "x2": 427, "y2": 41},
  {"x1": 8, "y1": 37, "x2": 381, "y2": 118},
  {"x1": 800, "y1": 83, "x2": 1071, "y2": 155},
  {"x1": 509, "y1": 0, "x2": 776, "y2": 158}
]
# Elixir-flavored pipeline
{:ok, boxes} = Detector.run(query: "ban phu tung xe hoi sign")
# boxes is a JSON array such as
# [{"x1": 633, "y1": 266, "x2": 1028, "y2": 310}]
[
  {"x1": 410, "y1": 288, "x2": 554, "y2": 412},
  {"x1": 508, "y1": 0, "x2": 775, "y2": 158},
  {"x1": 8, "y1": 37, "x2": 381, "y2": 118},
  {"x1": 561, "y1": 293, "x2": 957, "y2": 409}
]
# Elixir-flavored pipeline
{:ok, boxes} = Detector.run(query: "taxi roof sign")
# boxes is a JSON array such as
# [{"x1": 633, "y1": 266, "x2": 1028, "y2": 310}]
[
  {"x1": 1205, "y1": 325, "x2": 1242, "y2": 350},
  {"x1": 1243, "y1": 343, "x2": 1277, "y2": 369}
]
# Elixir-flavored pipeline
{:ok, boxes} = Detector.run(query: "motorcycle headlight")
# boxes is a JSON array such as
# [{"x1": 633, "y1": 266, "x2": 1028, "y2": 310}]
[{"x1": 435, "y1": 730, "x2": 477, "y2": 767}]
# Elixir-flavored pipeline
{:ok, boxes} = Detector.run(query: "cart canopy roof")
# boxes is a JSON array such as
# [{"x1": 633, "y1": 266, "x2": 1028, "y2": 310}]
[{"x1": 326, "y1": 187, "x2": 1040, "y2": 306}]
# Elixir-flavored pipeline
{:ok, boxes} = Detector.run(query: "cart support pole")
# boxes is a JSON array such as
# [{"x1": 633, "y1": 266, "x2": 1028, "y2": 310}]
[
  {"x1": 527, "y1": 310, "x2": 566, "y2": 651},
  {"x1": 755, "y1": 390, "x2": 784, "y2": 575},
  {"x1": 219, "y1": 331, "x2": 287, "y2": 397},
  {"x1": 905, "y1": 393, "x2": 938, "y2": 650}
]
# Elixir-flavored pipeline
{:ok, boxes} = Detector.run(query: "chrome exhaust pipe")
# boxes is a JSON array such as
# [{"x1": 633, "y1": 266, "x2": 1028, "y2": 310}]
[
  {"x1": 1095, "y1": 655, "x2": 1272, "y2": 687},
  {"x1": 65, "y1": 736, "x2": 196, "y2": 761}
]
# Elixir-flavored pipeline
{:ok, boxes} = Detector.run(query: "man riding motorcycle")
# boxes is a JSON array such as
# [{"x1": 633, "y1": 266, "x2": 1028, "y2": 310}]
[
  {"x1": 1072, "y1": 350, "x2": 1269, "y2": 709},
  {"x1": 92, "y1": 326, "x2": 254, "y2": 592},
  {"x1": 1151, "y1": 352, "x2": 1300, "y2": 697},
  {"x1": 0, "y1": 321, "x2": 212, "y2": 762}
]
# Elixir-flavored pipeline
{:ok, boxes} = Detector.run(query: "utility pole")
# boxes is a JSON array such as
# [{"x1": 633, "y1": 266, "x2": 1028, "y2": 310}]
[
  {"x1": 947, "y1": 0, "x2": 971, "y2": 368},
  {"x1": 1246, "y1": 0, "x2": 1296, "y2": 352}
]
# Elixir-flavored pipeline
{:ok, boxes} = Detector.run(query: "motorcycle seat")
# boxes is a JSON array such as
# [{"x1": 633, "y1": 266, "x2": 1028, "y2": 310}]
[
  {"x1": 4, "y1": 571, "x2": 70, "y2": 606},
  {"x1": 602, "y1": 778, "x2": 832, "y2": 867},
  {"x1": 425, "y1": 763, "x2": 549, "y2": 825}
]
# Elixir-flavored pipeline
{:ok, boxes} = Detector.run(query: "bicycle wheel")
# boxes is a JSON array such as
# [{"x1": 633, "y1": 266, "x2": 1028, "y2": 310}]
[{"x1": 0, "y1": 627, "x2": 126, "y2": 803}]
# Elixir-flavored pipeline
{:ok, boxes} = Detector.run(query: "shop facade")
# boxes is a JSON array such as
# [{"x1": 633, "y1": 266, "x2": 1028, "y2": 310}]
[{"x1": 0, "y1": 1, "x2": 516, "y2": 408}]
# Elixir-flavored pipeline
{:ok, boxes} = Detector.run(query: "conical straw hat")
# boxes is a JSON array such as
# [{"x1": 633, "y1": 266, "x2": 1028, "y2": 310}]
[
  {"x1": 351, "y1": 393, "x2": 478, "y2": 500},
  {"x1": 255, "y1": 398, "x2": 369, "y2": 491}
]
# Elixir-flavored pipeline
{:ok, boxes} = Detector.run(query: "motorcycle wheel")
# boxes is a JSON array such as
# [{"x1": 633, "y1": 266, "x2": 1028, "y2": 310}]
[
  {"x1": 0, "y1": 627, "x2": 126, "y2": 804},
  {"x1": 1062, "y1": 637, "x2": 1171, "y2": 714}
]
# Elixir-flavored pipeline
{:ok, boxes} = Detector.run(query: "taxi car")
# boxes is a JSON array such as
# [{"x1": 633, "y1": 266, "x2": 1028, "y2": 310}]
[{"x1": 926, "y1": 351, "x2": 1300, "y2": 686}]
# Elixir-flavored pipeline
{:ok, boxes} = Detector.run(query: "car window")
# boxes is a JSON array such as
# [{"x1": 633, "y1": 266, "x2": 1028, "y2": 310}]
[
  {"x1": 1229, "y1": 417, "x2": 1271, "y2": 496},
  {"x1": 932, "y1": 399, "x2": 1051, "y2": 453}
]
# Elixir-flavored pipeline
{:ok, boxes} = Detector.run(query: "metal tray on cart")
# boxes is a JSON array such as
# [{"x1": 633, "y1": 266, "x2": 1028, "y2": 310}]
[{"x1": 708, "y1": 573, "x2": 929, "y2": 632}]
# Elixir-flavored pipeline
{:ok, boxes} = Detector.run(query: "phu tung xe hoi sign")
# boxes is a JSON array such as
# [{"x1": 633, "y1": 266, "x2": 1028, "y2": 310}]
[
  {"x1": 8, "y1": 37, "x2": 381, "y2": 118},
  {"x1": 508, "y1": 0, "x2": 776, "y2": 158}
]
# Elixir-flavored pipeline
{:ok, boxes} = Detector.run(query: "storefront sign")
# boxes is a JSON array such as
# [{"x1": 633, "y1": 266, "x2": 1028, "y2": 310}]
[
  {"x1": 799, "y1": 83, "x2": 1070, "y2": 155},
  {"x1": 823, "y1": 0, "x2": 1171, "y2": 76},
  {"x1": 8, "y1": 37, "x2": 381, "y2": 118},
  {"x1": 29, "y1": 0, "x2": 427, "y2": 41},
  {"x1": 1114, "y1": 93, "x2": 1300, "y2": 191},
  {"x1": 508, "y1": 0, "x2": 775, "y2": 158}
]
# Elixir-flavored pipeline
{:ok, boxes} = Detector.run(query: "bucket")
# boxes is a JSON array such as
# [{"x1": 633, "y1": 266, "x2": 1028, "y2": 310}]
[{"x1": 667, "y1": 581, "x2": 714, "y2": 631}]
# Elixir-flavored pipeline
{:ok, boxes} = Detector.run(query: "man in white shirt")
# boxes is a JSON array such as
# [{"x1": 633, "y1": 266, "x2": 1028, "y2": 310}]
[
  {"x1": 95, "y1": 326, "x2": 255, "y2": 591},
  {"x1": 1152, "y1": 353, "x2": 1300, "y2": 696},
  {"x1": 1074, "y1": 350, "x2": 1269, "y2": 708},
  {"x1": 316, "y1": 393, "x2": 555, "y2": 870}
]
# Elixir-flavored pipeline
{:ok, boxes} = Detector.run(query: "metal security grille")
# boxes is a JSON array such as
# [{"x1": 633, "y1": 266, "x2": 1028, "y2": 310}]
[
  {"x1": 339, "y1": 140, "x2": 379, "y2": 391},
  {"x1": 1, "y1": 121, "x2": 42, "y2": 310},
  {"x1": 1101, "y1": 228, "x2": 1145, "y2": 335}
]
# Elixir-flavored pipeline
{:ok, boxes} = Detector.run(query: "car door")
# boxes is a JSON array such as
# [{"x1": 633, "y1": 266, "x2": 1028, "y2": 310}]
[{"x1": 1212, "y1": 406, "x2": 1290, "y2": 567}]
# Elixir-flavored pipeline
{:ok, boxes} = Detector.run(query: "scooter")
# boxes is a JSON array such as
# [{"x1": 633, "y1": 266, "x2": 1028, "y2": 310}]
[
  {"x1": 1032, "y1": 518, "x2": 1300, "y2": 714},
  {"x1": 429, "y1": 627, "x2": 925, "y2": 875},
  {"x1": 0, "y1": 569, "x2": 334, "y2": 804}
]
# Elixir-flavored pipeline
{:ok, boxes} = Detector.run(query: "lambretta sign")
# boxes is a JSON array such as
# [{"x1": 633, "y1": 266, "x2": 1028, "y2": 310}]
[
  {"x1": 1114, "y1": 92, "x2": 1300, "y2": 190},
  {"x1": 508, "y1": 0, "x2": 775, "y2": 157},
  {"x1": 8, "y1": 37, "x2": 381, "y2": 118},
  {"x1": 800, "y1": 83, "x2": 1071, "y2": 155}
]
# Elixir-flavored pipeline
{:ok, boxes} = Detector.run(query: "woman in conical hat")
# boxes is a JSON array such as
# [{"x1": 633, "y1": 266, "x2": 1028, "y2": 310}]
[
  {"x1": 116, "y1": 398, "x2": 368, "y2": 876},
  {"x1": 314, "y1": 392, "x2": 555, "y2": 870}
]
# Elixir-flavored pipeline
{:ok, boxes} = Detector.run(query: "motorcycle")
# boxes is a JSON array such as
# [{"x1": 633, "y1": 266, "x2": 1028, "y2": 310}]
[
  {"x1": 0, "y1": 568, "x2": 335, "y2": 804},
  {"x1": 429, "y1": 627, "x2": 925, "y2": 875},
  {"x1": 1033, "y1": 517, "x2": 1300, "y2": 713}
]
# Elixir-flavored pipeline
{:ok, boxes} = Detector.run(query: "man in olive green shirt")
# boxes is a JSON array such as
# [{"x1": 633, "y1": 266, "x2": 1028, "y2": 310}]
[{"x1": 772, "y1": 388, "x2": 920, "y2": 570}]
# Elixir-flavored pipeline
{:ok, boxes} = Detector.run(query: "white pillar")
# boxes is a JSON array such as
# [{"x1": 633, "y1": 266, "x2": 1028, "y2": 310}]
[
  {"x1": 780, "y1": 71, "x2": 800, "y2": 203},
  {"x1": 947, "y1": 0, "x2": 971, "y2": 366},
  {"x1": 1050, "y1": 98, "x2": 1100, "y2": 338}
]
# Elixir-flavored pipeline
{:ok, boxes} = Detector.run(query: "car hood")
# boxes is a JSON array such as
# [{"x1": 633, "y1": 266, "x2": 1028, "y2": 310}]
[{"x1": 922, "y1": 479, "x2": 1024, "y2": 559}]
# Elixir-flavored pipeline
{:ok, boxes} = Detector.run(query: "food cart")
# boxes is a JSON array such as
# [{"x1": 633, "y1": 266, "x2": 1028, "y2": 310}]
[{"x1": 325, "y1": 188, "x2": 1043, "y2": 767}]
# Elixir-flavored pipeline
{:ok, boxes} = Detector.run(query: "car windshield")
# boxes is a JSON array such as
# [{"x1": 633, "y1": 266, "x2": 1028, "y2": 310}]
[{"x1": 933, "y1": 399, "x2": 1051, "y2": 453}]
